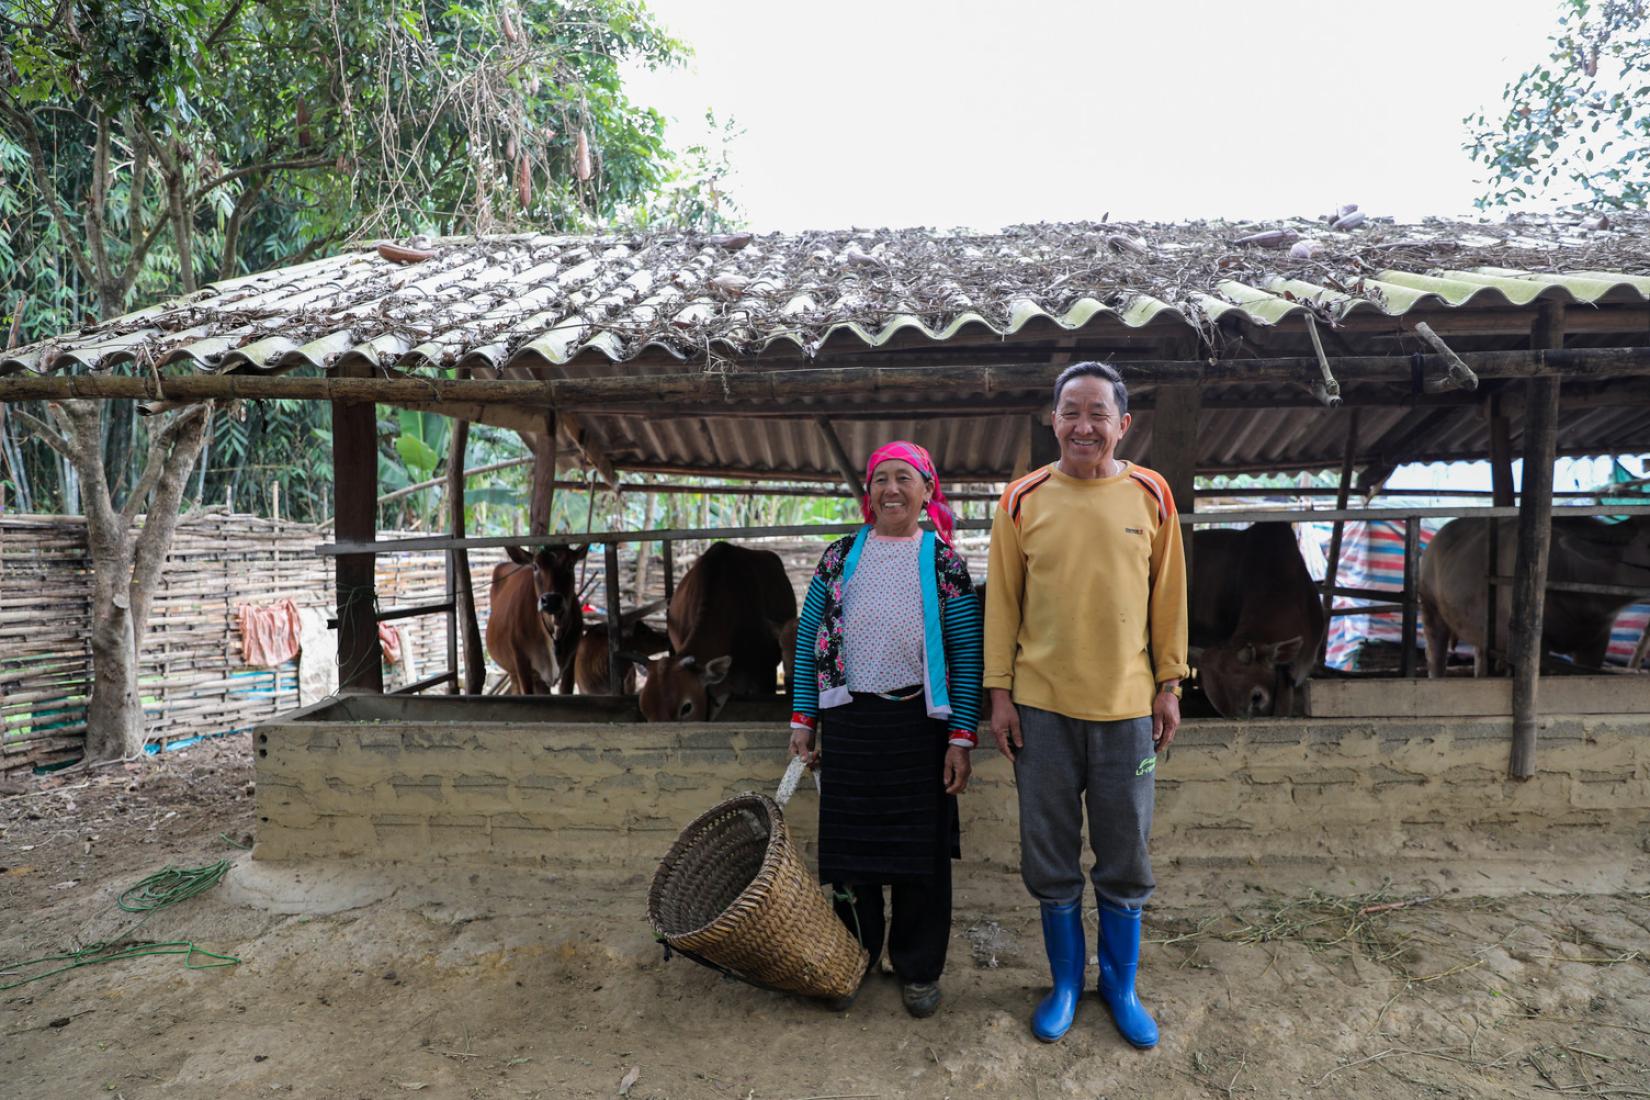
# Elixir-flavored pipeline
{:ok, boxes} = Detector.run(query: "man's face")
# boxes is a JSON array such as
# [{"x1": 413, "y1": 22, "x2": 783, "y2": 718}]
[{"x1": 1053, "y1": 375, "x2": 1131, "y2": 469}]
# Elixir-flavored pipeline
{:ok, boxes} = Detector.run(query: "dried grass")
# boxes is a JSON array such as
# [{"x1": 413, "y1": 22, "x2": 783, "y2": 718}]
[{"x1": 16, "y1": 212, "x2": 1649, "y2": 375}]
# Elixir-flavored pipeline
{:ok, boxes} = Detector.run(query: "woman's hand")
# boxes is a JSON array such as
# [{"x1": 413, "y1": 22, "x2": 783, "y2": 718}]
[
  {"x1": 989, "y1": 688, "x2": 1022, "y2": 763},
  {"x1": 943, "y1": 745, "x2": 972, "y2": 794},
  {"x1": 788, "y1": 725, "x2": 818, "y2": 768}
]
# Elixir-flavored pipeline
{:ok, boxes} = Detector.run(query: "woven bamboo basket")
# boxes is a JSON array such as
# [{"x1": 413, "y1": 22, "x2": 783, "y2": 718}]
[{"x1": 648, "y1": 792, "x2": 868, "y2": 999}]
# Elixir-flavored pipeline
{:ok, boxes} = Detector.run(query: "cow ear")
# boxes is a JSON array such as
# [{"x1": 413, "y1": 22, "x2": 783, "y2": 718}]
[
  {"x1": 505, "y1": 545, "x2": 532, "y2": 566},
  {"x1": 551, "y1": 544, "x2": 588, "y2": 567},
  {"x1": 1269, "y1": 636, "x2": 1305, "y2": 666},
  {"x1": 701, "y1": 655, "x2": 733, "y2": 687},
  {"x1": 1237, "y1": 643, "x2": 1256, "y2": 665}
]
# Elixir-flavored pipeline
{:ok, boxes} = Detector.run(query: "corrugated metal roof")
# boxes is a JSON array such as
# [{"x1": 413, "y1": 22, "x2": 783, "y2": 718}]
[
  {"x1": 5, "y1": 215, "x2": 1649, "y2": 377},
  {"x1": 3, "y1": 215, "x2": 1648, "y2": 480}
]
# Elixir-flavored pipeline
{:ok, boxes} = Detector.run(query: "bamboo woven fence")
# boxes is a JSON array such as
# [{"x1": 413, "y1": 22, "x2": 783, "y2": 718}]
[
  {"x1": 0, "y1": 511, "x2": 499, "y2": 776},
  {"x1": 0, "y1": 512, "x2": 959, "y2": 777}
]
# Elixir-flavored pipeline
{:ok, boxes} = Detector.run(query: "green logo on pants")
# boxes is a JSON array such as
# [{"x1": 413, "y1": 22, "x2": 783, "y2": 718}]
[{"x1": 1135, "y1": 755, "x2": 1157, "y2": 777}]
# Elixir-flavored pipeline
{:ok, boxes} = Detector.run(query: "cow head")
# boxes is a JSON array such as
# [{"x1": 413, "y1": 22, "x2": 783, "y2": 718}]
[
  {"x1": 638, "y1": 654, "x2": 733, "y2": 721},
  {"x1": 1192, "y1": 636, "x2": 1303, "y2": 719},
  {"x1": 504, "y1": 544, "x2": 587, "y2": 638}
]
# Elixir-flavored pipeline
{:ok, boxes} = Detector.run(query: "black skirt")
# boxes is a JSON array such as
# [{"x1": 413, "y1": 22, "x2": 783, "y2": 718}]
[{"x1": 817, "y1": 691, "x2": 961, "y2": 884}]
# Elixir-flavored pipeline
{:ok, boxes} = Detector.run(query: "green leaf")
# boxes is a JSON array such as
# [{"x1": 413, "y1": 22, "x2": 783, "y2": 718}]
[{"x1": 395, "y1": 435, "x2": 439, "y2": 475}]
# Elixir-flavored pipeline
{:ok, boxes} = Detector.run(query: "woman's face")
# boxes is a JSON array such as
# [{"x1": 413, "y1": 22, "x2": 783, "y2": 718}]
[{"x1": 869, "y1": 458, "x2": 931, "y2": 535}]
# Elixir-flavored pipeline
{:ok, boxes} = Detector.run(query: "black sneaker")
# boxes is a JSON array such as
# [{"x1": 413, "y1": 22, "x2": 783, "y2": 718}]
[{"x1": 901, "y1": 981, "x2": 941, "y2": 1018}]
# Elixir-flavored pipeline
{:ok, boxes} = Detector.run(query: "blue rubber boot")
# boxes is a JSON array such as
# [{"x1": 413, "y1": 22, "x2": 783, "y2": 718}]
[
  {"x1": 1031, "y1": 901, "x2": 1085, "y2": 1042},
  {"x1": 1097, "y1": 900, "x2": 1158, "y2": 1049}
]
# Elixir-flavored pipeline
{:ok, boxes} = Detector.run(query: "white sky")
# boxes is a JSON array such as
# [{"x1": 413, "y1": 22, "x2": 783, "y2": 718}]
[
  {"x1": 626, "y1": 0, "x2": 1566, "y2": 232},
  {"x1": 624, "y1": 2, "x2": 1647, "y2": 487}
]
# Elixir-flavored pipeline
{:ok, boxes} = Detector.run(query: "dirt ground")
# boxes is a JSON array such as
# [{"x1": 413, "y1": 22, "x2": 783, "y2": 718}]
[{"x1": 4, "y1": 734, "x2": 1650, "y2": 1100}]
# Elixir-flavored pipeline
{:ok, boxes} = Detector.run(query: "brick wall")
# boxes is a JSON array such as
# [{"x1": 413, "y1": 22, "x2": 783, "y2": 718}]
[{"x1": 254, "y1": 702, "x2": 1650, "y2": 870}]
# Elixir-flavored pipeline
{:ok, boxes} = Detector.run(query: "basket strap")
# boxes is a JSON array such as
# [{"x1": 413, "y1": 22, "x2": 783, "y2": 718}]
[
  {"x1": 656, "y1": 938, "x2": 793, "y2": 997},
  {"x1": 774, "y1": 755, "x2": 820, "y2": 807}
]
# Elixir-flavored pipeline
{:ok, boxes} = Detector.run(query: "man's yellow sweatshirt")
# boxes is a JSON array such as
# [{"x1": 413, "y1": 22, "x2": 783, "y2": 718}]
[{"x1": 983, "y1": 461, "x2": 1190, "y2": 722}]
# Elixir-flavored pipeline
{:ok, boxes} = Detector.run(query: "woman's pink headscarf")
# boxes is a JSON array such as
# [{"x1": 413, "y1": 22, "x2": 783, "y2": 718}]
[{"x1": 861, "y1": 440, "x2": 956, "y2": 546}]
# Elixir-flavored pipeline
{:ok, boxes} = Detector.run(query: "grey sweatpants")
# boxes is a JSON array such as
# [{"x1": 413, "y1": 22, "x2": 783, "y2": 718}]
[{"x1": 1015, "y1": 704, "x2": 1156, "y2": 909}]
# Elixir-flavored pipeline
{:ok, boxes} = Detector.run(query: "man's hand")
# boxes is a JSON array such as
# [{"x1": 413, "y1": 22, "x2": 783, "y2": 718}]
[
  {"x1": 943, "y1": 745, "x2": 972, "y2": 794},
  {"x1": 989, "y1": 688, "x2": 1022, "y2": 763},
  {"x1": 1152, "y1": 689, "x2": 1180, "y2": 751},
  {"x1": 788, "y1": 726, "x2": 818, "y2": 767}
]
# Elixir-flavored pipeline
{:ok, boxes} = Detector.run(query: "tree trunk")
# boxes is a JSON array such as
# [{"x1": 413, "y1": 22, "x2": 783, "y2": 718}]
[
  {"x1": 86, "y1": 589, "x2": 145, "y2": 760},
  {"x1": 18, "y1": 400, "x2": 212, "y2": 762},
  {"x1": 165, "y1": 146, "x2": 198, "y2": 295}
]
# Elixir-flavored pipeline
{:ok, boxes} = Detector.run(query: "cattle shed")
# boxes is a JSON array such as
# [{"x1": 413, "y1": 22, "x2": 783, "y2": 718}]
[{"x1": 3, "y1": 213, "x2": 1650, "y2": 858}]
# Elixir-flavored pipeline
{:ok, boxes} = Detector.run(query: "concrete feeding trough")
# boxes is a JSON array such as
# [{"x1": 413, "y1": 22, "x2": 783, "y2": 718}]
[{"x1": 254, "y1": 698, "x2": 1650, "y2": 871}]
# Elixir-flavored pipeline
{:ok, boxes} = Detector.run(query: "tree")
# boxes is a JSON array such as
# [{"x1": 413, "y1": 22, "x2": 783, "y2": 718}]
[
  {"x1": 12, "y1": 402, "x2": 211, "y2": 760},
  {"x1": 1468, "y1": 0, "x2": 1650, "y2": 209},
  {"x1": 1, "y1": 0, "x2": 730, "y2": 759}
]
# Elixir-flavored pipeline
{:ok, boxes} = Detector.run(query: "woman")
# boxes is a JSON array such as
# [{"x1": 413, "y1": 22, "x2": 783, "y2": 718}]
[{"x1": 788, "y1": 441, "x2": 982, "y2": 1017}]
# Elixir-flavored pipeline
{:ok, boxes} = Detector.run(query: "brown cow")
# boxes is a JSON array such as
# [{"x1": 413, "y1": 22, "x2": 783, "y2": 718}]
[
  {"x1": 1188, "y1": 523, "x2": 1326, "y2": 718},
  {"x1": 639, "y1": 541, "x2": 797, "y2": 721},
  {"x1": 485, "y1": 544, "x2": 588, "y2": 694},
  {"x1": 1420, "y1": 515, "x2": 1650, "y2": 676},
  {"x1": 573, "y1": 619, "x2": 672, "y2": 695}
]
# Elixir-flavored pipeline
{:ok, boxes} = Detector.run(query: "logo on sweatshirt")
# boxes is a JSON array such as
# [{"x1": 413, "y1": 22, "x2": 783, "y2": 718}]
[{"x1": 1125, "y1": 526, "x2": 1144, "y2": 535}]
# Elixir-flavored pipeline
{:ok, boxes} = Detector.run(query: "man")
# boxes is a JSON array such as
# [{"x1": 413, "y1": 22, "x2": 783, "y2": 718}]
[{"x1": 983, "y1": 360, "x2": 1188, "y2": 1048}]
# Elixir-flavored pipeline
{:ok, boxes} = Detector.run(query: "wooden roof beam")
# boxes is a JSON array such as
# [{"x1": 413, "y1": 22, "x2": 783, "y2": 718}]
[
  {"x1": 815, "y1": 416, "x2": 865, "y2": 499},
  {"x1": 4, "y1": 346, "x2": 1650, "y2": 408}
]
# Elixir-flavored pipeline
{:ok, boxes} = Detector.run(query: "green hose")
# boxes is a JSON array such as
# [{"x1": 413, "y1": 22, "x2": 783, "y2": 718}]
[{"x1": 1, "y1": 860, "x2": 241, "y2": 991}]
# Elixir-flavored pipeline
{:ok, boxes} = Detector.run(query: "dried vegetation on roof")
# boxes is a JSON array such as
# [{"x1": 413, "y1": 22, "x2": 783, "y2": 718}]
[{"x1": 7, "y1": 210, "x2": 1649, "y2": 375}]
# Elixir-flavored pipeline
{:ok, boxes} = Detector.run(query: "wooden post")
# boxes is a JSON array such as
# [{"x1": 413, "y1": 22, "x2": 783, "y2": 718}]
[
  {"x1": 1318, "y1": 409, "x2": 1361, "y2": 667},
  {"x1": 1151, "y1": 383, "x2": 1202, "y2": 579},
  {"x1": 1483, "y1": 393, "x2": 1515, "y2": 676},
  {"x1": 1028, "y1": 413, "x2": 1059, "y2": 468},
  {"x1": 332, "y1": 360, "x2": 383, "y2": 693},
  {"x1": 1033, "y1": 345, "x2": 1075, "y2": 473},
  {"x1": 1509, "y1": 305, "x2": 1564, "y2": 779},
  {"x1": 447, "y1": 418, "x2": 486, "y2": 693},
  {"x1": 1401, "y1": 516, "x2": 1421, "y2": 677},
  {"x1": 662, "y1": 537, "x2": 675, "y2": 606},
  {"x1": 529, "y1": 410, "x2": 558, "y2": 536},
  {"x1": 443, "y1": 548, "x2": 458, "y2": 695},
  {"x1": 604, "y1": 542, "x2": 623, "y2": 695}
]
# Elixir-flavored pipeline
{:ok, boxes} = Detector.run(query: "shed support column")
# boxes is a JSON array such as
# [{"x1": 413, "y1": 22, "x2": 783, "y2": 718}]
[
  {"x1": 1319, "y1": 409, "x2": 1361, "y2": 668},
  {"x1": 1509, "y1": 306, "x2": 1564, "y2": 779},
  {"x1": 448, "y1": 418, "x2": 486, "y2": 693},
  {"x1": 1029, "y1": 345, "x2": 1073, "y2": 474},
  {"x1": 529, "y1": 410, "x2": 558, "y2": 536},
  {"x1": 1483, "y1": 394, "x2": 1515, "y2": 676},
  {"x1": 333, "y1": 362, "x2": 383, "y2": 693},
  {"x1": 604, "y1": 542, "x2": 624, "y2": 695},
  {"x1": 1151, "y1": 384, "x2": 1201, "y2": 578},
  {"x1": 1400, "y1": 517, "x2": 1421, "y2": 677},
  {"x1": 662, "y1": 538, "x2": 675, "y2": 606},
  {"x1": 1028, "y1": 413, "x2": 1059, "y2": 468}
]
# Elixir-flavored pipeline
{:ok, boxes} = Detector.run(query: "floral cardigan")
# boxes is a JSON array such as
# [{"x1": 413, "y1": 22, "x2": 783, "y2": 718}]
[{"x1": 789, "y1": 527, "x2": 983, "y2": 747}]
